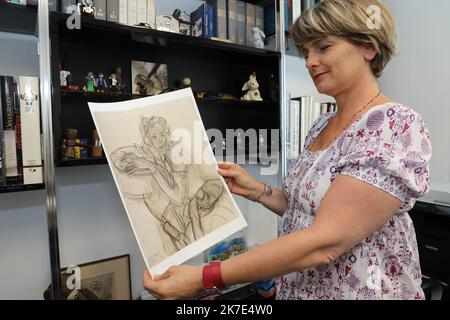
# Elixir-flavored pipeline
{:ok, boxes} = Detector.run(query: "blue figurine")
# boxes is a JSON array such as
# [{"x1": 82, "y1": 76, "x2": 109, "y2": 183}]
[{"x1": 96, "y1": 73, "x2": 107, "y2": 93}]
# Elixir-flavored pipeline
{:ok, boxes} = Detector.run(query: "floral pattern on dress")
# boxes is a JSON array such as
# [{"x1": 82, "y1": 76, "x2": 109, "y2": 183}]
[{"x1": 277, "y1": 103, "x2": 431, "y2": 300}]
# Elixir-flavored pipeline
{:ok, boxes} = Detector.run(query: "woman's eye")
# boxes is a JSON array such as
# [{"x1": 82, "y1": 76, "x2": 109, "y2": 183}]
[{"x1": 319, "y1": 45, "x2": 330, "y2": 51}]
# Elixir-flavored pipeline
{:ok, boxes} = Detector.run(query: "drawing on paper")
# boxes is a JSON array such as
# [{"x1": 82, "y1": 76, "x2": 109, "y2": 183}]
[
  {"x1": 110, "y1": 115, "x2": 236, "y2": 255},
  {"x1": 88, "y1": 89, "x2": 246, "y2": 275}
]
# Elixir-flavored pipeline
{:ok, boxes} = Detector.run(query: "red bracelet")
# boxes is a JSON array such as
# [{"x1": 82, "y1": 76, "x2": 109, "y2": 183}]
[
  {"x1": 202, "y1": 263, "x2": 214, "y2": 290},
  {"x1": 202, "y1": 262, "x2": 225, "y2": 290},
  {"x1": 210, "y1": 262, "x2": 224, "y2": 289}
]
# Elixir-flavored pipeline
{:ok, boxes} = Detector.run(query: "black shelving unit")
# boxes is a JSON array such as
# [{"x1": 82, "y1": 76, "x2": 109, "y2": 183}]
[
  {"x1": 0, "y1": 183, "x2": 45, "y2": 194},
  {"x1": 50, "y1": 10, "x2": 281, "y2": 167},
  {"x1": 0, "y1": 2, "x2": 37, "y2": 35},
  {"x1": 0, "y1": 3, "x2": 44, "y2": 194}
]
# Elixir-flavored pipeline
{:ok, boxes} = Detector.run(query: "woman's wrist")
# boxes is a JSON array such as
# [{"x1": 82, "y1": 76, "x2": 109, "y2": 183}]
[{"x1": 248, "y1": 182, "x2": 266, "y2": 202}]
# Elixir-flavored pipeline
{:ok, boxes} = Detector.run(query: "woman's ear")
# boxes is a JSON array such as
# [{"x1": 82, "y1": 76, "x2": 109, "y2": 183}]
[{"x1": 363, "y1": 46, "x2": 377, "y2": 62}]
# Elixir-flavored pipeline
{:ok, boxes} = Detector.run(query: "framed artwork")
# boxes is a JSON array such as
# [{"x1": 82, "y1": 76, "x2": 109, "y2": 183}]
[
  {"x1": 131, "y1": 60, "x2": 168, "y2": 96},
  {"x1": 73, "y1": 254, "x2": 131, "y2": 300},
  {"x1": 44, "y1": 254, "x2": 131, "y2": 300}
]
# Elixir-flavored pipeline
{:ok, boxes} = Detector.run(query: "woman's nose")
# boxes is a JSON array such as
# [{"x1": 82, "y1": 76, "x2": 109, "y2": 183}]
[{"x1": 305, "y1": 54, "x2": 320, "y2": 69}]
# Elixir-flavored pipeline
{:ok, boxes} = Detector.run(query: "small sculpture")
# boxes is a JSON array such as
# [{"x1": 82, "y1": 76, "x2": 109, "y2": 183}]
[
  {"x1": 241, "y1": 72, "x2": 262, "y2": 101},
  {"x1": 251, "y1": 27, "x2": 265, "y2": 49},
  {"x1": 84, "y1": 71, "x2": 96, "y2": 92},
  {"x1": 109, "y1": 73, "x2": 118, "y2": 92},
  {"x1": 78, "y1": 0, "x2": 96, "y2": 17},
  {"x1": 182, "y1": 77, "x2": 191, "y2": 88},
  {"x1": 60, "y1": 70, "x2": 71, "y2": 88},
  {"x1": 96, "y1": 73, "x2": 107, "y2": 93},
  {"x1": 64, "y1": 128, "x2": 78, "y2": 158},
  {"x1": 115, "y1": 67, "x2": 125, "y2": 93}
]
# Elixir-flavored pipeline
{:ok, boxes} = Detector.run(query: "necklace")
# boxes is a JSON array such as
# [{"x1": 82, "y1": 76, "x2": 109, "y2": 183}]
[{"x1": 308, "y1": 90, "x2": 382, "y2": 151}]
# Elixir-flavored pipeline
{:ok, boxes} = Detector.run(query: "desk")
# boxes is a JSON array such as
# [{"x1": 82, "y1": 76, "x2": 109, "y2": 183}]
[{"x1": 410, "y1": 196, "x2": 450, "y2": 299}]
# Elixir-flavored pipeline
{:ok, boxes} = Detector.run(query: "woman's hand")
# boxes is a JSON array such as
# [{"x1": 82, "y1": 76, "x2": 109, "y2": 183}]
[
  {"x1": 217, "y1": 162, "x2": 264, "y2": 201},
  {"x1": 143, "y1": 265, "x2": 204, "y2": 300}
]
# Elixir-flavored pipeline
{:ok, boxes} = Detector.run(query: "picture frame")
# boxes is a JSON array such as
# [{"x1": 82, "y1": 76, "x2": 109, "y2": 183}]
[
  {"x1": 131, "y1": 60, "x2": 168, "y2": 96},
  {"x1": 73, "y1": 254, "x2": 131, "y2": 300},
  {"x1": 44, "y1": 254, "x2": 132, "y2": 300}
]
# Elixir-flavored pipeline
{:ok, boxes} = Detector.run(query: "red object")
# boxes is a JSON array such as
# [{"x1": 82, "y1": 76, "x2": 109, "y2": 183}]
[
  {"x1": 202, "y1": 262, "x2": 225, "y2": 290},
  {"x1": 210, "y1": 262, "x2": 224, "y2": 289},
  {"x1": 202, "y1": 264, "x2": 214, "y2": 290}
]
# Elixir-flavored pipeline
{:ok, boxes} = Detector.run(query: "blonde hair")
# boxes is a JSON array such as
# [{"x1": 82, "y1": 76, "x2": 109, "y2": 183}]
[{"x1": 291, "y1": 0, "x2": 398, "y2": 78}]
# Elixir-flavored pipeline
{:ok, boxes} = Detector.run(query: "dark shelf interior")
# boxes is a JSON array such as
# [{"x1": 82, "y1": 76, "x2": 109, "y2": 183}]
[
  {"x1": 0, "y1": 2, "x2": 37, "y2": 35},
  {"x1": 58, "y1": 157, "x2": 107, "y2": 167},
  {"x1": 0, "y1": 183, "x2": 45, "y2": 194}
]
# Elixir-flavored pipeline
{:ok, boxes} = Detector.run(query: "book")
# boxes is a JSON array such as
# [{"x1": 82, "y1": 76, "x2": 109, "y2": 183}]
[
  {"x1": 0, "y1": 77, "x2": 5, "y2": 186},
  {"x1": 127, "y1": 0, "x2": 138, "y2": 26},
  {"x1": 227, "y1": 0, "x2": 237, "y2": 43},
  {"x1": 190, "y1": 3, "x2": 215, "y2": 39},
  {"x1": 245, "y1": 3, "x2": 255, "y2": 46},
  {"x1": 12, "y1": 77, "x2": 23, "y2": 184},
  {"x1": 236, "y1": 1, "x2": 245, "y2": 45},
  {"x1": 208, "y1": 0, "x2": 227, "y2": 40},
  {"x1": 292, "y1": 0, "x2": 302, "y2": 24},
  {"x1": 119, "y1": 0, "x2": 128, "y2": 25},
  {"x1": 19, "y1": 76, "x2": 43, "y2": 185},
  {"x1": 94, "y1": 0, "x2": 106, "y2": 21},
  {"x1": 137, "y1": 0, "x2": 147, "y2": 24},
  {"x1": 107, "y1": 0, "x2": 119, "y2": 23},
  {"x1": 146, "y1": 0, "x2": 156, "y2": 29},
  {"x1": 255, "y1": 5, "x2": 264, "y2": 32},
  {"x1": 1, "y1": 76, "x2": 19, "y2": 180}
]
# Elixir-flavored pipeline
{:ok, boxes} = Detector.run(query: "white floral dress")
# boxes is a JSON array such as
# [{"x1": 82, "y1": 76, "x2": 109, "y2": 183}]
[{"x1": 277, "y1": 103, "x2": 432, "y2": 300}]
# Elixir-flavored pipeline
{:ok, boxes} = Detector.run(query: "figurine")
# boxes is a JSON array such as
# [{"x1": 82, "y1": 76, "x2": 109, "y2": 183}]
[
  {"x1": 109, "y1": 72, "x2": 118, "y2": 92},
  {"x1": 96, "y1": 73, "x2": 107, "y2": 93},
  {"x1": 182, "y1": 77, "x2": 191, "y2": 88},
  {"x1": 60, "y1": 70, "x2": 71, "y2": 88},
  {"x1": 64, "y1": 128, "x2": 78, "y2": 158},
  {"x1": 115, "y1": 67, "x2": 125, "y2": 93},
  {"x1": 84, "y1": 71, "x2": 96, "y2": 92},
  {"x1": 250, "y1": 27, "x2": 266, "y2": 49},
  {"x1": 78, "y1": 0, "x2": 96, "y2": 17},
  {"x1": 241, "y1": 72, "x2": 262, "y2": 101}
]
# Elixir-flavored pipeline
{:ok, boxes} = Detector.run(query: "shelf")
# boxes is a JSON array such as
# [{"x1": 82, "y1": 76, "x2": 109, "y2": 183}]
[
  {"x1": 55, "y1": 12, "x2": 281, "y2": 59},
  {"x1": 0, "y1": 2, "x2": 37, "y2": 35},
  {"x1": 197, "y1": 98, "x2": 277, "y2": 107},
  {"x1": 60, "y1": 90, "x2": 146, "y2": 102},
  {"x1": 60, "y1": 90, "x2": 277, "y2": 107},
  {"x1": 0, "y1": 183, "x2": 45, "y2": 194},
  {"x1": 58, "y1": 157, "x2": 108, "y2": 167}
]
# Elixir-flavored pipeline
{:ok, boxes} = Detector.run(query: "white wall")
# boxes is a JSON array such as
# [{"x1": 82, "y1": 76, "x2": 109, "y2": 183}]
[{"x1": 380, "y1": 0, "x2": 450, "y2": 186}]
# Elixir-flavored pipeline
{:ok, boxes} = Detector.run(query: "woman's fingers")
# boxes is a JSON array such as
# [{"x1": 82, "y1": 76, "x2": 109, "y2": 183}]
[
  {"x1": 217, "y1": 162, "x2": 236, "y2": 169},
  {"x1": 218, "y1": 167, "x2": 240, "y2": 178}
]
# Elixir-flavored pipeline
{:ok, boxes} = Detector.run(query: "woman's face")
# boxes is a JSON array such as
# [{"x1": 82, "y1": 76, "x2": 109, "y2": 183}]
[
  {"x1": 303, "y1": 36, "x2": 377, "y2": 96},
  {"x1": 148, "y1": 124, "x2": 167, "y2": 149}
]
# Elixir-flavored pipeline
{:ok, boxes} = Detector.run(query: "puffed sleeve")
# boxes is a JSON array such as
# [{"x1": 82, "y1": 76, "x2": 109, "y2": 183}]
[{"x1": 337, "y1": 104, "x2": 431, "y2": 212}]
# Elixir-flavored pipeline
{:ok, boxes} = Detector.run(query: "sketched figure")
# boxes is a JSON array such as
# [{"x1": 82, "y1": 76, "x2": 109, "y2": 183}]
[
  {"x1": 111, "y1": 116, "x2": 191, "y2": 255},
  {"x1": 188, "y1": 179, "x2": 235, "y2": 240},
  {"x1": 111, "y1": 116, "x2": 237, "y2": 256}
]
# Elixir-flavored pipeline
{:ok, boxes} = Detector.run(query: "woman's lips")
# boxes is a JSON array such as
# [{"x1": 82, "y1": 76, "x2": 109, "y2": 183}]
[{"x1": 314, "y1": 72, "x2": 328, "y2": 80}]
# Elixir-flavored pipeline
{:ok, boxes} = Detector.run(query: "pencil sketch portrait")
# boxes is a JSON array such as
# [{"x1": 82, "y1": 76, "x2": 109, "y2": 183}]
[{"x1": 89, "y1": 89, "x2": 246, "y2": 275}]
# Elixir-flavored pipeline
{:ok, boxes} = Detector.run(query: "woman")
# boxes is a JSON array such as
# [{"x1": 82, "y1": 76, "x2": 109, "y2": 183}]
[{"x1": 143, "y1": 0, "x2": 431, "y2": 299}]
